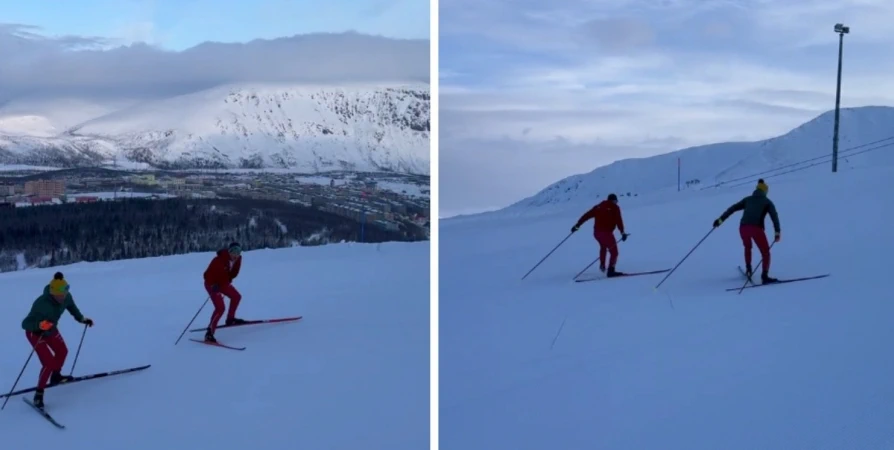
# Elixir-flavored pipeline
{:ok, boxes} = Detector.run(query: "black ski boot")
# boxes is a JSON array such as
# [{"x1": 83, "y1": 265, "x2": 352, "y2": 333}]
[
  {"x1": 225, "y1": 318, "x2": 248, "y2": 326},
  {"x1": 204, "y1": 331, "x2": 217, "y2": 343},
  {"x1": 33, "y1": 389, "x2": 44, "y2": 409},
  {"x1": 745, "y1": 264, "x2": 754, "y2": 279},
  {"x1": 606, "y1": 266, "x2": 625, "y2": 278},
  {"x1": 761, "y1": 272, "x2": 778, "y2": 284},
  {"x1": 49, "y1": 371, "x2": 74, "y2": 386}
]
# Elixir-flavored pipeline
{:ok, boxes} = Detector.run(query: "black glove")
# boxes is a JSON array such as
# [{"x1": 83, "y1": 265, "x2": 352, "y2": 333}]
[
  {"x1": 621, "y1": 233, "x2": 629, "y2": 242},
  {"x1": 713, "y1": 218, "x2": 723, "y2": 228},
  {"x1": 211, "y1": 284, "x2": 220, "y2": 293},
  {"x1": 571, "y1": 224, "x2": 580, "y2": 233},
  {"x1": 81, "y1": 318, "x2": 94, "y2": 327}
]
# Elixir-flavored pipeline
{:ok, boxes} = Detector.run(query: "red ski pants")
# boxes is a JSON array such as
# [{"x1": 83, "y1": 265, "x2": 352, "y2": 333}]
[
  {"x1": 739, "y1": 224, "x2": 771, "y2": 273},
  {"x1": 205, "y1": 282, "x2": 242, "y2": 333},
  {"x1": 594, "y1": 231, "x2": 619, "y2": 268},
  {"x1": 25, "y1": 330, "x2": 68, "y2": 390}
]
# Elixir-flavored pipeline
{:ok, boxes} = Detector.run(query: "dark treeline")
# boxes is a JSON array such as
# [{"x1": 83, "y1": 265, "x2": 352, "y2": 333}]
[{"x1": 0, "y1": 198, "x2": 425, "y2": 272}]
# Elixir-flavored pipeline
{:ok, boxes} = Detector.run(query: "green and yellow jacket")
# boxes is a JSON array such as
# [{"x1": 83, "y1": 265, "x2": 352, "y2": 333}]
[
  {"x1": 719, "y1": 188, "x2": 781, "y2": 233},
  {"x1": 22, "y1": 285, "x2": 86, "y2": 334}
]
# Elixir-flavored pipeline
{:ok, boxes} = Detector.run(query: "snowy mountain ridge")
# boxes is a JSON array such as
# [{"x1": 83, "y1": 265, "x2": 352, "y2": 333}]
[
  {"x1": 506, "y1": 105, "x2": 894, "y2": 212},
  {"x1": 0, "y1": 83, "x2": 430, "y2": 175}
]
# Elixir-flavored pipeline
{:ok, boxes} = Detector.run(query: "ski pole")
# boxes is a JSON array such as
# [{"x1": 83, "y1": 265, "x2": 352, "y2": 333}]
[
  {"x1": 174, "y1": 296, "x2": 209, "y2": 345},
  {"x1": 654, "y1": 227, "x2": 715, "y2": 290},
  {"x1": 734, "y1": 240, "x2": 778, "y2": 294},
  {"x1": 522, "y1": 232, "x2": 573, "y2": 280},
  {"x1": 68, "y1": 323, "x2": 88, "y2": 377},
  {"x1": 2, "y1": 348, "x2": 36, "y2": 410},
  {"x1": 572, "y1": 233, "x2": 630, "y2": 280},
  {"x1": 573, "y1": 257, "x2": 601, "y2": 280}
]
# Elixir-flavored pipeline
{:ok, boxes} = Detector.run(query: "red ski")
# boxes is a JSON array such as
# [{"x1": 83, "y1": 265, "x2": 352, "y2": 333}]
[
  {"x1": 189, "y1": 316, "x2": 302, "y2": 333},
  {"x1": 188, "y1": 338, "x2": 246, "y2": 351},
  {"x1": 575, "y1": 269, "x2": 670, "y2": 283}
]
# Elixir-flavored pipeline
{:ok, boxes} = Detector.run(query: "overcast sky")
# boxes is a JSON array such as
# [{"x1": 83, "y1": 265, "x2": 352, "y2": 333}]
[
  {"x1": 439, "y1": 0, "x2": 894, "y2": 218},
  {"x1": 0, "y1": 0, "x2": 429, "y2": 50},
  {"x1": 0, "y1": 0, "x2": 429, "y2": 106}
]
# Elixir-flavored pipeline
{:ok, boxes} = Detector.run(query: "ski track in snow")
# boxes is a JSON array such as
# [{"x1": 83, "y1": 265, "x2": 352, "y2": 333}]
[
  {"x1": 0, "y1": 242, "x2": 429, "y2": 449},
  {"x1": 440, "y1": 163, "x2": 894, "y2": 450}
]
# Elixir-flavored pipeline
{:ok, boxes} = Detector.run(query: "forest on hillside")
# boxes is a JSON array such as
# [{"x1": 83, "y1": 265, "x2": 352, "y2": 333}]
[{"x1": 0, "y1": 198, "x2": 423, "y2": 272}]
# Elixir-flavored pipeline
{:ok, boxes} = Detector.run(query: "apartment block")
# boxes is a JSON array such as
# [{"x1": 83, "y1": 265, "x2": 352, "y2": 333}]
[{"x1": 24, "y1": 179, "x2": 65, "y2": 198}]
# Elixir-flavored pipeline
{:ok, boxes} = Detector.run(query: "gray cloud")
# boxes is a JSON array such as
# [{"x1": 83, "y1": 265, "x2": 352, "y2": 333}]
[
  {"x1": 576, "y1": 18, "x2": 655, "y2": 52},
  {"x1": 439, "y1": 0, "x2": 894, "y2": 212},
  {"x1": 0, "y1": 25, "x2": 429, "y2": 104}
]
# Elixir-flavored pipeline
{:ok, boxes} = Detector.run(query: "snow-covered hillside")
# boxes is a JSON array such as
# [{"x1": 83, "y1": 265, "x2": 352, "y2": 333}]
[
  {"x1": 510, "y1": 105, "x2": 894, "y2": 210},
  {"x1": 440, "y1": 162, "x2": 894, "y2": 449},
  {"x1": 0, "y1": 83, "x2": 430, "y2": 175},
  {"x1": 0, "y1": 242, "x2": 429, "y2": 448}
]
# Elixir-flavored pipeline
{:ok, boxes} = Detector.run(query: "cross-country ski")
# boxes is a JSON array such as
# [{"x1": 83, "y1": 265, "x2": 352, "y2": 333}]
[
  {"x1": 23, "y1": 397, "x2": 65, "y2": 429},
  {"x1": 188, "y1": 338, "x2": 246, "y2": 351},
  {"x1": 575, "y1": 269, "x2": 671, "y2": 283},
  {"x1": 188, "y1": 316, "x2": 303, "y2": 333},
  {"x1": 0, "y1": 365, "x2": 151, "y2": 399},
  {"x1": 725, "y1": 274, "x2": 831, "y2": 291}
]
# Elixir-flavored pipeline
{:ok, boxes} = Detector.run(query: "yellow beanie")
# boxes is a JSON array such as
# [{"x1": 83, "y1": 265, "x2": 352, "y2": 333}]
[
  {"x1": 756, "y1": 179, "x2": 768, "y2": 194},
  {"x1": 49, "y1": 278, "x2": 69, "y2": 295}
]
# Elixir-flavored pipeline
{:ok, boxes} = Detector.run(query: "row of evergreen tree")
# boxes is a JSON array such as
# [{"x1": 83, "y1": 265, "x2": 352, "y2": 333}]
[{"x1": 0, "y1": 197, "x2": 422, "y2": 272}]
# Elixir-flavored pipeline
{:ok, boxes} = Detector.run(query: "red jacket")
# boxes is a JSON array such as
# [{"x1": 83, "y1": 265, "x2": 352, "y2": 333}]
[
  {"x1": 203, "y1": 249, "x2": 242, "y2": 286},
  {"x1": 575, "y1": 200, "x2": 625, "y2": 234}
]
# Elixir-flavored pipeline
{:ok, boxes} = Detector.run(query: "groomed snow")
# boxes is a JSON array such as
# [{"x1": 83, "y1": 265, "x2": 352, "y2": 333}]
[
  {"x1": 0, "y1": 241, "x2": 429, "y2": 449},
  {"x1": 440, "y1": 163, "x2": 894, "y2": 449}
]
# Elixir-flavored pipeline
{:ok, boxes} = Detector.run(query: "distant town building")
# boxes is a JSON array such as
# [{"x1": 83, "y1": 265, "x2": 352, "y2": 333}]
[
  {"x1": 28, "y1": 196, "x2": 54, "y2": 205},
  {"x1": 129, "y1": 174, "x2": 157, "y2": 185},
  {"x1": 25, "y1": 180, "x2": 65, "y2": 198}
]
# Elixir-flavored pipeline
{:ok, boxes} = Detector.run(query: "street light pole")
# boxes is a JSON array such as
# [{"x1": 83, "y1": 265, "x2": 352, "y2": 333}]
[{"x1": 831, "y1": 23, "x2": 849, "y2": 173}]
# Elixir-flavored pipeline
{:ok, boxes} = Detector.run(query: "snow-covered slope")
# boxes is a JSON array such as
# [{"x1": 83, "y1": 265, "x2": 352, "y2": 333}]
[
  {"x1": 0, "y1": 241, "x2": 429, "y2": 449},
  {"x1": 0, "y1": 83, "x2": 430, "y2": 174},
  {"x1": 440, "y1": 163, "x2": 894, "y2": 449},
  {"x1": 510, "y1": 105, "x2": 894, "y2": 211},
  {"x1": 0, "y1": 115, "x2": 59, "y2": 138}
]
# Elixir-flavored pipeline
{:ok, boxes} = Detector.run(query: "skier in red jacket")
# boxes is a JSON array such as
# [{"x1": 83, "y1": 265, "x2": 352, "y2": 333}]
[
  {"x1": 202, "y1": 242, "x2": 245, "y2": 342},
  {"x1": 571, "y1": 193, "x2": 630, "y2": 277}
]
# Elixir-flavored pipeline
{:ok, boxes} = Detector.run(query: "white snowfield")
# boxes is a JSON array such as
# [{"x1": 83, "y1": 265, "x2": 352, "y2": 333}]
[
  {"x1": 0, "y1": 83, "x2": 431, "y2": 174},
  {"x1": 440, "y1": 163, "x2": 894, "y2": 449},
  {"x1": 0, "y1": 242, "x2": 429, "y2": 449}
]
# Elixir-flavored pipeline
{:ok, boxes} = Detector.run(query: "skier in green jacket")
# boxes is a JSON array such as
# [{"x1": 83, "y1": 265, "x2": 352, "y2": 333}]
[
  {"x1": 21, "y1": 272, "x2": 94, "y2": 408},
  {"x1": 713, "y1": 179, "x2": 781, "y2": 284}
]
